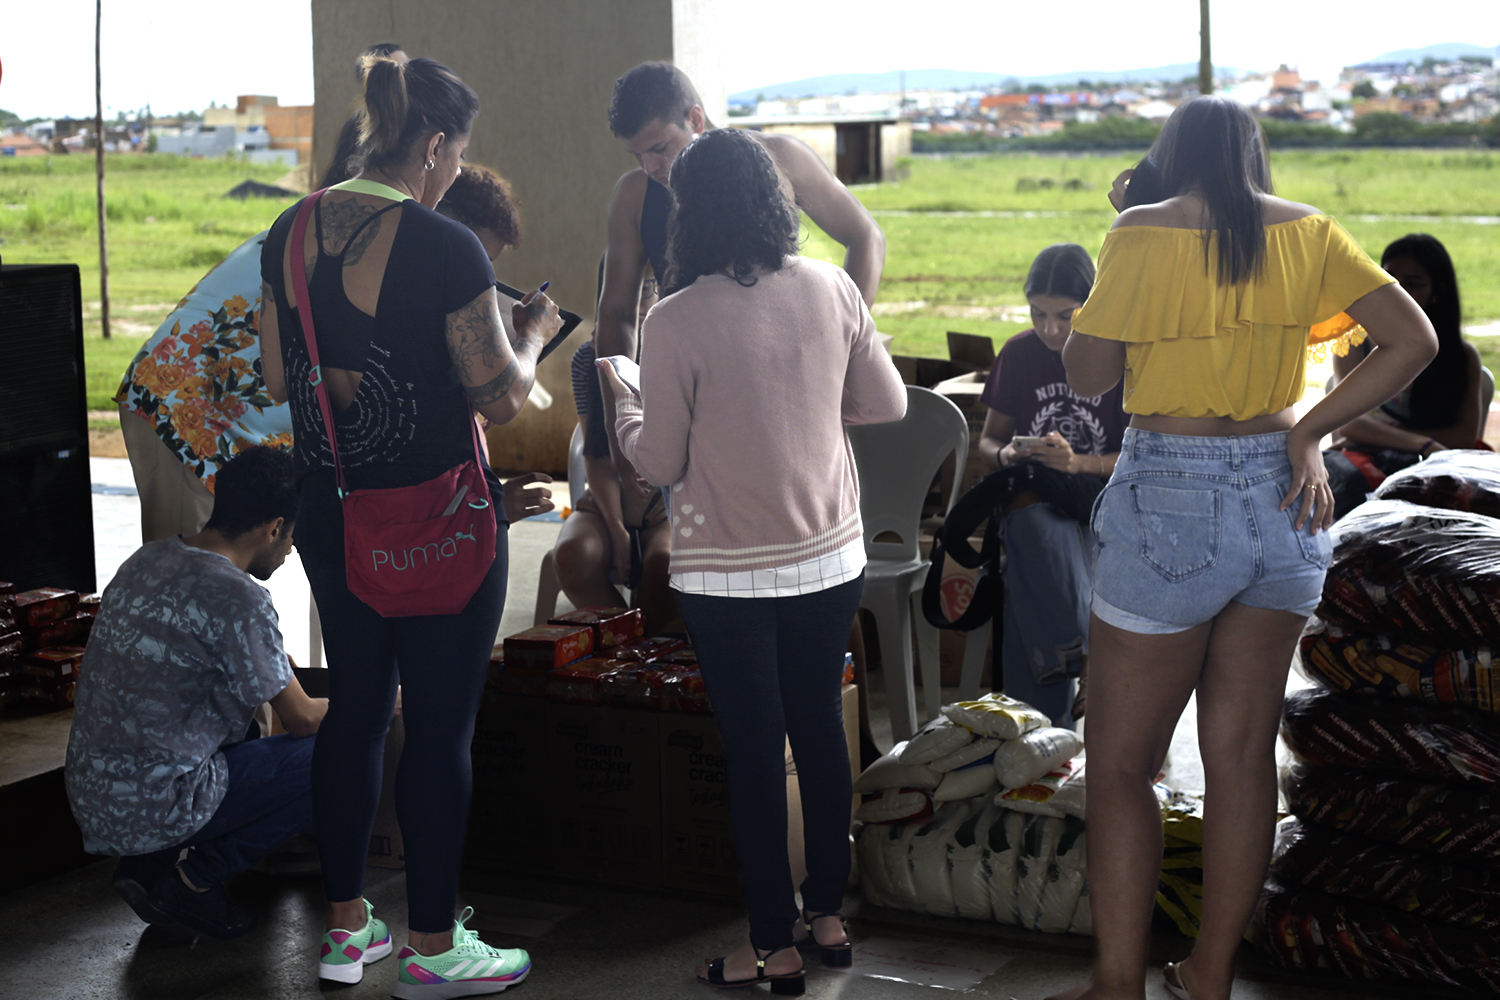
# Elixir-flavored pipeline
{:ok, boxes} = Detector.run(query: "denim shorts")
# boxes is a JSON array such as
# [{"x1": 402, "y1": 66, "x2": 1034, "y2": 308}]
[{"x1": 1090, "y1": 429, "x2": 1331, "y2": 634}]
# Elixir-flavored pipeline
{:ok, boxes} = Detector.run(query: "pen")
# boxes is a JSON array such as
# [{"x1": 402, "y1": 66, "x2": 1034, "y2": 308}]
[{"x1": 538, "y1": 280, "x2": 550, "y2": 294}]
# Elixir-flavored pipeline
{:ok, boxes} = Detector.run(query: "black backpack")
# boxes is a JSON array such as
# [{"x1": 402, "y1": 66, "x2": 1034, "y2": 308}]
[{"x1": 921, "y1": 461, "x2": 1105, "y2": 631}]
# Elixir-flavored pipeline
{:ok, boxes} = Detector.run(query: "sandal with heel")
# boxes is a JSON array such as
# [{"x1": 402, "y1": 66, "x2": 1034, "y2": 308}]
[
  {"x1": 1163, "y1": 961, "x2": 1191, "y2": 1000},
  {"x1": 697, "y1": 945, "x2": 805, "y2": 995},
  {"x1": 795, "y1": 910, "x2": 853, "y2": 968}
]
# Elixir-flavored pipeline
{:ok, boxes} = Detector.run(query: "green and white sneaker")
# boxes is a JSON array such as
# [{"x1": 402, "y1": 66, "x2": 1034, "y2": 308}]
[
  {"x1": 392, "y1": 907, "x2": 531, "y2": 998},
  {"x1": 318, "y1": 899, "x2": 393, "y2": 984}
]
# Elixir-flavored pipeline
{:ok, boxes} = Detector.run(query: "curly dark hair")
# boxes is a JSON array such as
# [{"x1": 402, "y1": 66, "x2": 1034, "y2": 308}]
[
  {"x1": 203, "y1": 447, "x2": 297, "y2": 539},
  {"x1": 663, "y1": 128, "x2": 799, "y2": 295},
  {"x1": 436, "y1": 164, "x2": 522, "y2": 251},
  {"x1": 609, "y1": 61, "x2": 700, "y2": 138}
]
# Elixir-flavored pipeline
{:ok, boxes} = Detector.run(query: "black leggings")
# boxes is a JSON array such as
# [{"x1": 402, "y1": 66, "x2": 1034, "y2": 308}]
[
  {"x1": 297, "y1": 474, "x2": 506, "y2": 933},
  {"x1": 676, "y1": 575, "x2": 863, "y2": 953}
]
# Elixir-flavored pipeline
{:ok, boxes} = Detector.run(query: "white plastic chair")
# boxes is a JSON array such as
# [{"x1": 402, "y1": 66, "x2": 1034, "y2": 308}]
[
  {"x1": 533, "y1": 424, "x2": 588, "y2": 625},
  {"x1": 848, "y1": 386, "x2": 970, "y2": 742}
]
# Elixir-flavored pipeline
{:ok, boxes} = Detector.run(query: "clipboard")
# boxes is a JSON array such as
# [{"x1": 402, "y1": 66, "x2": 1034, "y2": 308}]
[{"x1": 495, "y1": 280, "x2": 582, "y2": 364}]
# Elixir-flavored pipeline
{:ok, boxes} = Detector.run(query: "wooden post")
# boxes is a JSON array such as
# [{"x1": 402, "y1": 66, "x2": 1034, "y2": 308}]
[
  {"x1": 95, "y1": 0, "x2": 111, "y2": 339},
  {"x1": 1198, "y1": 0, "x2": 1213, "y2": 96}
]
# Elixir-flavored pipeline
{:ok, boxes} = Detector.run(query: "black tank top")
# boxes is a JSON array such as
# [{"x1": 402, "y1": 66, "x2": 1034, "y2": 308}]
[
  {"x1": 261, "y1": 195, "x2": 500, "y2": 497},
  {"x1": 640, "y1": 177, "x2": 670, "y2": 284}
]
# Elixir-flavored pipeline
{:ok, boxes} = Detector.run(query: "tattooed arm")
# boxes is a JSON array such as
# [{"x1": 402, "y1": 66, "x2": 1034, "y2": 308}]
[{"x1": 445, "y1": 286, "x2": 560, "y2": 424}]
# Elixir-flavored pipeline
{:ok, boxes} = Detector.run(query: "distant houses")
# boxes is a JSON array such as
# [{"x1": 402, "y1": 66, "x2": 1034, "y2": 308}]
[
  {"x1": 2, "y1": 94, "x2": 314, "y2": 164},
  {"x1": 731, "y1": 54, "x2": 1498, "y2": 141}
]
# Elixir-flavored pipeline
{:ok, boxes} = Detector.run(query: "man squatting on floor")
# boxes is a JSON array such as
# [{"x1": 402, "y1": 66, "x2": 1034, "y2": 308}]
[{"x1": 64, "y1": 447, "x2": 333, "y2": 941}]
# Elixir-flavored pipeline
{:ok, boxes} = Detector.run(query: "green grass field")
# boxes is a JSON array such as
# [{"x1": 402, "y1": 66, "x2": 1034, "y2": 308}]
[{"x1": 3, "y1": 149, "x2": 1499, "y2": 410}]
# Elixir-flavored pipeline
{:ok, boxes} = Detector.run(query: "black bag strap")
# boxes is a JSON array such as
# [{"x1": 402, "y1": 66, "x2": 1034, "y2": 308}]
[{"x1": 922, "y1": 526, "x2": 1003, "y2": 631}]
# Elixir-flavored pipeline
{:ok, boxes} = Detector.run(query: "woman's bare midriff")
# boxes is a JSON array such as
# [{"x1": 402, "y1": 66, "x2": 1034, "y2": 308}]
[{"x1": 1129, "y1": 407, "x2": 1297, "y2": 437}]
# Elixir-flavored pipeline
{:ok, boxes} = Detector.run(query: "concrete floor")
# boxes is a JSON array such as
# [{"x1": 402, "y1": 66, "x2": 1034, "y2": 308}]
[{"x1": 1, "y1": 461, "x2": 1396, "y2": 1000}]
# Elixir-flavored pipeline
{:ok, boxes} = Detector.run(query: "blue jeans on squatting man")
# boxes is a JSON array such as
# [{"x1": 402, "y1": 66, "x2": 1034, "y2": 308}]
[{"x1": 116, "y1": 734, "x2": 315, "y2": 888}]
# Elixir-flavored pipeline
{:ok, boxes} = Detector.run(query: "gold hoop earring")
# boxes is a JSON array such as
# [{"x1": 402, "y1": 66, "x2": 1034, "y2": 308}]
[{"x1": 424, "y1": 159, "x2": 435, "y2": 170}]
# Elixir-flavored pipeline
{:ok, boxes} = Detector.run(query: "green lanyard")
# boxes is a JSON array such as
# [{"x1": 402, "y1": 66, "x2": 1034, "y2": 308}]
[{"x1": 329, "y1": 178, "x2": 412, "y2": 202}]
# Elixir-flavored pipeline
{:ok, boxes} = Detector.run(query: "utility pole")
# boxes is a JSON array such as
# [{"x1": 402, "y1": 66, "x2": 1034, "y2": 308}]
[
  {"x1": 95, "y1": 0, "x2": 111, "y2": 339},
  {"x1": 1198, "y1": 0, "x2": 1213, "y2": 95}
]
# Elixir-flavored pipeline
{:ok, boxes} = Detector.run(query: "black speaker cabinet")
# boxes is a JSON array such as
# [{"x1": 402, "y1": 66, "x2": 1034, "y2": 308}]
[{"x1": 0, "y1": 262, "x2": 97, "y2": 594}]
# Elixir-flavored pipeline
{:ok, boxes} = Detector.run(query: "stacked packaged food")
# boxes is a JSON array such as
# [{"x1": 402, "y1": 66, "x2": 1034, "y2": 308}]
[
  {"x1": 1258, "y1": 453, "x2": 1500, "y2": 994},
  {"x1": 0, "y1": 584, "x2": 98, "y2": 714},
  {"x1": 489, "y1": 609, "x2": 854, "y2": 715}
]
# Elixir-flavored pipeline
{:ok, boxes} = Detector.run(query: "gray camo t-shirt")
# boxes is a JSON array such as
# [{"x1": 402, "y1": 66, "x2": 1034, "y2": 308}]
[{"x1": 65, "y1": 538, "x2": 293, "y2": 855}]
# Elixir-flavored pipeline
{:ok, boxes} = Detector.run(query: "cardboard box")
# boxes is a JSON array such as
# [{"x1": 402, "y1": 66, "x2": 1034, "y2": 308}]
[
  {"x1": 659, "y1": 684, "x2": 859, "y2": 897},
  {"x1": 546, "y1": 703, "x2": 662, "y2": 886},
  {"x1": 367, "y1": 709, "x2": 407, "y2": 869},
  {"x1": 467, "y1": 692, "x2": 554, "y2": 870}
]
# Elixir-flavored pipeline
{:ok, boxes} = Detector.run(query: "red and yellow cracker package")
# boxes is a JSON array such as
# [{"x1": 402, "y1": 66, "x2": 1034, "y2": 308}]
[
  {"x1": 548, "y1": 607, "x2": 645, "y2": 649},
  {"x1": 501, "y1": 625, "x2": 594, "y2": 675}
]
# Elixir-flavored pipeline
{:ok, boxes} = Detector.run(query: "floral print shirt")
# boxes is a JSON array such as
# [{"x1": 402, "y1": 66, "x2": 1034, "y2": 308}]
[{"x1": 114, "y1": 232, "x2": 293, "y2": 491}]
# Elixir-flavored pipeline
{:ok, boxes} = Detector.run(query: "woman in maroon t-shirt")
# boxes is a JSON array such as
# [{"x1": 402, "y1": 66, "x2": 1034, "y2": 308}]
[{"x1": 977, "y1": 244, "x2": 1127, "y2": 723}]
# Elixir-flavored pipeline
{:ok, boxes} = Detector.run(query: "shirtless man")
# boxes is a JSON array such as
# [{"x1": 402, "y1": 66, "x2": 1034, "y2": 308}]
[
  {"x1": 597, "y1": 60, "x2": 884, "y2": 365},
  {"x1": 595, "y1": 61, "x2": 885, "y2": 757}
]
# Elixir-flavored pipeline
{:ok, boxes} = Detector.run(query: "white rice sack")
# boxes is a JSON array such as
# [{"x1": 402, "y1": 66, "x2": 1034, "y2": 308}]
[
  {"x1": 897, "y1": 716, "x2": 975, "y2": 764},
  {"x1": 932, "y1": 756, "x2": 1000, "y2": 802},
  {"x1": 993, "y1": 728, "x2": 1084, "y2": 789},
  {"x1": 854, "y1": 788, "x2": 933, "y2": 824},
  {"x1": 1037, "y1": 816, "x2": 1088, "y2": 933},
  {"x1": 1068, "y1": 879, "x2": 1093, "y2": 936},
  {"x1": 1050, "y1": 761, "x2": 1087, "y2": 819},
  {"x1": 907, "y1": 800, "x2": 973, "y2": 917},
  {"x1": 942, "y1": 692, "x2": 1050, "y2": 740},
  {"x1": 1015, "y1": 815, "x2": 1064, "y2": 930},
  {"x1": 947, "y1": 801, "x2": 1004, "y2": 921},
  {"x1": 880, "y1": 813, "x2": 926, "y2": 909},
  {"x1": 930, "y1": 736, "x2": 1002, "y2": 773},
  {"x1": 995, "y1": 761, "x2": 1076, "y2": 817},
  {"x1": 855, "y1": 743, "x2": 943, "y2": 793},
  {"x1": 854, "y1": 822, "x2": 895, "y2": 908},
  {"x1": 986, "y1": 809, "x2": 1027, "y2": 925}
]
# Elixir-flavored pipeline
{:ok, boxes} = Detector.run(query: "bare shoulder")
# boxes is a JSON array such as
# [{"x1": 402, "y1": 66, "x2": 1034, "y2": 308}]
[
  {"x1": 754, "y1": 130, "x2": 822, "y2": 172},
  {"x1": 1110, "y1": 195, "x2": 1201, "y2": 231},
  {"x1": 609, "y1": 168, "x2": 649, "y2": 211},
  {"x1": 1258, "y1": 194, "x2": 1322, "y2": 225}
]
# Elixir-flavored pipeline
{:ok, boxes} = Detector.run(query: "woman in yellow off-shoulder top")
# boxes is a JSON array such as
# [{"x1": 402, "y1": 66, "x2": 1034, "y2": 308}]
[{"x1": 1048, "y1": 97, "x2": 1438, "y2": 1000}]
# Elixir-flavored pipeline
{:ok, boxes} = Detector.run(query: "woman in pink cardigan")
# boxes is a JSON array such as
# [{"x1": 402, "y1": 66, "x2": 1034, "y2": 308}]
[{"x1": 602, "y1": 127, "x2": 905, "y2": 994}]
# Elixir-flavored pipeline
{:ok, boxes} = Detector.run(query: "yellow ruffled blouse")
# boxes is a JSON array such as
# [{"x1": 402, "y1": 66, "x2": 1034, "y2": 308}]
[{"x1": 1069, "y1": 215, "x2": 1394, "y2": 419}]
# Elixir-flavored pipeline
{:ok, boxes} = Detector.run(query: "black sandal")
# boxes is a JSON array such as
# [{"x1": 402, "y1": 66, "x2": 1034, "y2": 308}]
[
  {"x1": 697, "y1": 946, "x2": 805, "y2": 994},
  {"x1": 796, "y1": 910, "x2": 853, "y2": 968}
]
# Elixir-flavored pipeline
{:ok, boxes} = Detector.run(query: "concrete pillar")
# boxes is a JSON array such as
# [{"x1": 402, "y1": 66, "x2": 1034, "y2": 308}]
[{"x1": 310, "y1": 0, "x2": 725, "y2": 472}]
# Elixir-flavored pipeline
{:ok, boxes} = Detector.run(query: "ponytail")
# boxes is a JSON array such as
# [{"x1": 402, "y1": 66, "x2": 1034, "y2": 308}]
[
  {"x1": 353, "y1": 56, "x2": 479, "y2": 173},
  {"x1": 357, "y1": 56, "x2": 409, "y2": 161}
]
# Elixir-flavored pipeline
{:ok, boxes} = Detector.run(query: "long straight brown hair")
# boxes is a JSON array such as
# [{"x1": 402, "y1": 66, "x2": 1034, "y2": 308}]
[{"x1": 1149, "y1": 96, "x2": 1273, "y2": 285}]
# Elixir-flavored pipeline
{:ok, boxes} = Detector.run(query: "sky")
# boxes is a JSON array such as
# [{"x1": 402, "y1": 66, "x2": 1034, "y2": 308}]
[{"x1": 2, "y1": 0, "x2": 1497, "y2": 119}]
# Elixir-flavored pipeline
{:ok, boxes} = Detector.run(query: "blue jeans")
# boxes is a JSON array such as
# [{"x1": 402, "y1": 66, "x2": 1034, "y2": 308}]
[
  {"x1": 1000, "y1": 503, "x2": 1092, "y2": 729},
  {"x1": 124, "y1": 734, "x2": 315, "y2": 888},
  {"x1": 676, "y1": 575, "x2": 863, "y2": 953},
  {"x1": 1091, "y1": 429, "x2": 1332, "y2": 634}
]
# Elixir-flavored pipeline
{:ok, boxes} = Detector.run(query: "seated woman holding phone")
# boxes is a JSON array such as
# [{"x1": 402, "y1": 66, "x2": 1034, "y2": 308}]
[{"x1": 977, "y1": 244, "x2": 1127, "y2": 725}]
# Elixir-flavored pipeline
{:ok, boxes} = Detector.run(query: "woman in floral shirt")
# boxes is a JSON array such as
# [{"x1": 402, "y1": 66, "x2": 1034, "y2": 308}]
[{"x1": 116, "y1": 164, "x2": 530, "y2": 542}]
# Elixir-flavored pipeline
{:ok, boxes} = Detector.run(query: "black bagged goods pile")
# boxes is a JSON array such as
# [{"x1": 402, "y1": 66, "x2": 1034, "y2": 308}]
[
  {"x1": 1270, "y1": 818, "x2": 1500, "y2": 931},
  {"x1": 1374, "y1": 450, "x2": 1500, "y2": 520},
  {"x1": 1316, "y1": 500, "x2": 1500, "y2": 644},
  {"x1": 1299, "y1": 618, "x2": 1500, "y2": 714},
  {"x1": 1260, "y1": 463, "x2": 1500, "y2": 992},
  {"x1": 1281, "y1": 686, "x2": 1500, "y2": 784}
]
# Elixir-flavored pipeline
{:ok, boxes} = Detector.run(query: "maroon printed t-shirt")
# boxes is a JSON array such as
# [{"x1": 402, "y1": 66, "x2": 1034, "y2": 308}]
[{"x1": 980, "y1": 330, "x2": 1127, "y2": 456}]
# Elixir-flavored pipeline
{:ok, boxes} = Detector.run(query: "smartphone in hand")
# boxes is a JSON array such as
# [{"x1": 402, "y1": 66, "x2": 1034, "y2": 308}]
[
  {"x1": 596, "y1": 355, "x2": 642, "y2": 396},
  {"x1": 1013, "y1": 435, "x2": 1052, "y2": 450}
]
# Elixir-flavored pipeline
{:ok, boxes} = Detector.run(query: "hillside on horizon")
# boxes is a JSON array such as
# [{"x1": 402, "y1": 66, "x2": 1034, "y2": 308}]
[{"x1": 728, "y1": 40, "x2": 1498, "y2": 104}]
